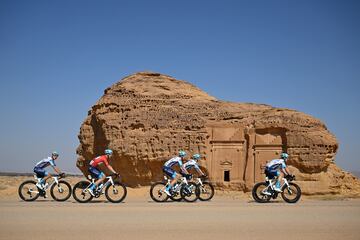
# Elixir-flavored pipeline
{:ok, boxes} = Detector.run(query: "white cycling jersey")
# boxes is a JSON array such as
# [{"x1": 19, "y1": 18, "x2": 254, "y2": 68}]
[
  {"x1": 266, "y1": 159, "x2": 286, "y2": 171},
  {"x1": 183, "y1": 159, "x2": 200, "y2": 171},
  {"x1": 164, "y1": 156, "x2": 183, "y2": 168},
  {"x1": 35, "y1": 157, "x2": 56, "y2": 169}
]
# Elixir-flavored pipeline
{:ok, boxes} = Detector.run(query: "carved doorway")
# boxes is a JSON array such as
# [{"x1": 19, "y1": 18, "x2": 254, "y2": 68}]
[
  {"x1": 254, "y1": 147, "x2": 282, "y2": 182},
  {"x1": 210, "y1": 142, "x2": 245, "y2": 184},
  {"x1": 253, "y1": 128, "x2": 286, "y2": 182}
]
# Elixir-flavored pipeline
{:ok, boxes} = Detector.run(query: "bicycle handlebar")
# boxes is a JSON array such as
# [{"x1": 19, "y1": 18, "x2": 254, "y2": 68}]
[
  {"x1": 181, "y1": 173, "x2": 193, "y2": 180},
  {"x1": 110, "y1": 173, "x2": 121, "y2": 180},
  {"x1": 50, "y1": 173, "x2": 66, "y2": 179},
  {"x1": 285, "y1": 174, "x2": 295, "y2": 181}
]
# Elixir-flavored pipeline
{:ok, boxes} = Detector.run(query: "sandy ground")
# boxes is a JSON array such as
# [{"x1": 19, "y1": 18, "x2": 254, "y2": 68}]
[{"x1": 1, "y1": 176, "x2": 360, "y2": 240}]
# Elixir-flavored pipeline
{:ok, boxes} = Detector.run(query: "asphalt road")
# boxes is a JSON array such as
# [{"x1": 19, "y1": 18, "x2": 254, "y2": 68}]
[{"x1": 1, "y1": 196, "x2": 360, "y2": 240}]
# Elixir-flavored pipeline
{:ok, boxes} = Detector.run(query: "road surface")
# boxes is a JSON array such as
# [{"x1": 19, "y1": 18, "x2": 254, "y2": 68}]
[{"x1": 1, "y1": 195, "x2": 360, "y2": 240}]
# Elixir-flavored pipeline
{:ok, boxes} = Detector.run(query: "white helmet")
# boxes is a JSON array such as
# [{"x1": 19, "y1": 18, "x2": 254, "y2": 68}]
[{"x1": 105, "y1": 149, "x2": 113, "y2": 155}]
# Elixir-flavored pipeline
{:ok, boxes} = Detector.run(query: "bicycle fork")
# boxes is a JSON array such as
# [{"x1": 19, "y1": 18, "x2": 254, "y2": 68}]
[
  {"x1": 53, "y1": 177, "x2": 65, "y2": 193},
  {"x1": 281, "y1": 179, "x2": 293, "y2": 194}
]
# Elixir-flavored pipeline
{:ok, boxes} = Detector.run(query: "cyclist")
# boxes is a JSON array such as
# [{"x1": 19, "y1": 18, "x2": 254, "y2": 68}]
[
  {"x1": 264, "y1": 152, "x2": 291, "y2": 193},
  {"x1": 87, "y1": 149, "x2": 119, "y2": 196},
  {"x1": 33, "y1": 151, "x2": 64, "y2": 190},
  {"x1": 162, "y1": 150, "x2": 189, "y2": 196},
  {"x1": 182, "y1": 153, "x2": 207, "y2": 178}
]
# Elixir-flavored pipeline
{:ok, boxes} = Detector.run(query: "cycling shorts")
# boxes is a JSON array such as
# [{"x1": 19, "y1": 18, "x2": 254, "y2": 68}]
[
  {"x1": 265, "y1": 168, "x2": 280, "y2": 179},
  {"x1": 163, "y1": 166, "x2": 177, "y2": 179},
  {"x1": 34, "y1": 167, "x2": 48, "y2": 178},
  {"x1": 88, "y1": 166, "x2": 105, "y2": 179}
]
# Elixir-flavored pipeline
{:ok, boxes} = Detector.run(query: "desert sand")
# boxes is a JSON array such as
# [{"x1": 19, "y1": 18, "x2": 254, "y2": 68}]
[{"x1": 1, "y1": 176, "x2": 360, "y2": 240}]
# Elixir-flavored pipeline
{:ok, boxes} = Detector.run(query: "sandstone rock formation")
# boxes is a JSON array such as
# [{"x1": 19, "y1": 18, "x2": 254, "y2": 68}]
[{"x1": 76, "y1": 72, "x2": 360, "y2": 196}]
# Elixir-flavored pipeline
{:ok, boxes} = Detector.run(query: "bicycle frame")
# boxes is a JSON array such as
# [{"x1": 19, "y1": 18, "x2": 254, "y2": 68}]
[
  {"x1": 194, "y1": 177, "x2": 204, "y2": 186},
  {"x1": 263, "y1": 176, "x2": 290, "y2": 193},
  {"x1": 33, "y1": 175, "x2": 61, "y2": 192},
  {"x1": 84, "y1": 175, "x2": 115, "y2": 195},
  {"x1": 163, "y1": 175, "x2": 189, "y2": 193},
  {"x1": 253, "y1": 174, "x2": 300, "y2": 203}
]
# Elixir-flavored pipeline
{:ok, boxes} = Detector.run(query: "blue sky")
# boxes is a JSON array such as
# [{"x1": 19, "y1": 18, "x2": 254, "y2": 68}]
[{"x1": 0, "y1": 0, "x2": 359, "y2": 173}]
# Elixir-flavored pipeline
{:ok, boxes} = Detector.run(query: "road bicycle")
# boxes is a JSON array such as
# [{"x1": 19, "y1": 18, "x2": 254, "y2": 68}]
[
  {"x1": 72, "y1": 174, "x2": 127, "y2": 203},
  {"x1": 150, "y1": 174, "x2": 199, "y2": 202},
  {"x1": 194, "y1": 176, "x2": 215, "y2": 201},
  {"x1": 18, "y1": 174, "x2": 71, "y2": 201},
  {"x1": 252, "y1": 174, "x2": 301, "y2": 203}
]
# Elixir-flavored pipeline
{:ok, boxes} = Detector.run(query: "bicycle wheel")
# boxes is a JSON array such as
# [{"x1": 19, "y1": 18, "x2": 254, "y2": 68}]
[
  {"x1": 105, "y1": 181, "x2": 127, "y2": 203},
  {"x1": 169, "y1": 191, "x2": 182, "y2": 201},
  {"x1": 281, "y1": 182, "x2": 301, "y2": 203},
  {"x1": 198, "y1": 182, "x2": 215, "y2": 201},
  {"x1": 168, "y1": 183, "x2": 182, "y2": 201},
  {"x1": 72, "y1": 181, "x2": 93, "y2": 203},
  {"x1": 150, "y1": 182, "x2": 169, "y2": 202},
  {"x1": 50, "y1": 180, "x2": 72, "y2": 201},
  {"x1": 180, "y1": 182, "x2": 199, "y2": 202},
  {"x1": 252, "y1": 182, "x2": 271, "y2": 203},
  {"x1": 18, "y1": 180, "x2": 40, "y2": 201}
]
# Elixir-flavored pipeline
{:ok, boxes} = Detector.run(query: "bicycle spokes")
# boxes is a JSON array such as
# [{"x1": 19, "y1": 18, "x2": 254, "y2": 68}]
[
  {"x1": 105, "y1": 182, "x2": 127, "y2": 203},
  {"x1": 72, "y1": 181, "x2": 94, "y2": 203},
  {"x1": 50, "y1": 181, "x2": 72, "y2": 201},
  {"x1": 284, "y1": 185, "x2": 296, "y2": 196},
  {"x1": 285, "y1": 187, "x2": 293, "y2": 195},
  {"x1": 56, "y1": 186, "x2": 64, "y2": 193},
  {"x1": 181, "y1": 182, "x2": 199, "y2": 202},
  {"x1": 18, "y1": 180, "x2": 40, "y2": 201},
  {"x1": 111, "y1": 186, "x2": 119, "y2": 195},
  {"x1": 281, "y1": 183, "x2": 301, "y2": 203},
  {"x1": 150, "y1": 182, "x2": 169, "y2": 202}
]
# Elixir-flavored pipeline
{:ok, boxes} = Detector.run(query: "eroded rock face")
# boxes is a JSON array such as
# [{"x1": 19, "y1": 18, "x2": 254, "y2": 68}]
[{"x1": 76, "y1": 72, "x2": 360, "y2": 196}]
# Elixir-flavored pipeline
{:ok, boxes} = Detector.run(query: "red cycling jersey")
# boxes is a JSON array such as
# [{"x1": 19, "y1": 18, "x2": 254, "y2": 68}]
[{"x1": 90, "y1": 155, "x2": 109, "y2": 167}]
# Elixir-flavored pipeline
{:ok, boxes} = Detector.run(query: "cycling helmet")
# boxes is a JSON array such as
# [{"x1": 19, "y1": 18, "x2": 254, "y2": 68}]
[
  {"x1": 192, "y1": 154, "x2": 201, "y2": 160},
  {"x1": 281, "y1": 152, "x2": 289, "y2": 160},
  {"x1": 105, "y1": 149, "x2": 113, "y2": 155},
  {"x1": 52, "y1": 151, "x2": 59, "y2": 156},
  {"x1": 178, "y1": 150, "x2": 186, "y2": 157}
]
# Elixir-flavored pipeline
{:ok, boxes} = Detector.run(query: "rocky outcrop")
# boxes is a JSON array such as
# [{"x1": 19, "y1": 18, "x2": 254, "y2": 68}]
[{"x1": 76, "y1": 72, "x2": 360, "y2": 196}]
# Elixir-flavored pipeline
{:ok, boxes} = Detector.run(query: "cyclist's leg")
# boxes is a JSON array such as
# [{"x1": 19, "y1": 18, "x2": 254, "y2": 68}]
[
  {"x1": 163, "y1": 167, "x2": 178, "y2": 191},
  {"x1": 88, "y1": 167, "x2": 105, "y2": 188},
  {"x1": 94, "y1": 172, "x2": 106, "y2": 186},
  {"x1": 33, "y1": 168, "x2": 48, "y2": 194},
  {"x1": 169, "y1": 172, "x2": 179, "y2": 187},
  {"x1": 34, "y1": 167, "x2": 47, "y2": 183},
  {"x1": 164, "y1": 167, "x2": 177, "y2": 182},
  {"x1": 274, "y1": 170, "x2": 282, "y2": 190},
  {"x1": 263, "y1": 170, "x2": 274, "y2": 194}
]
